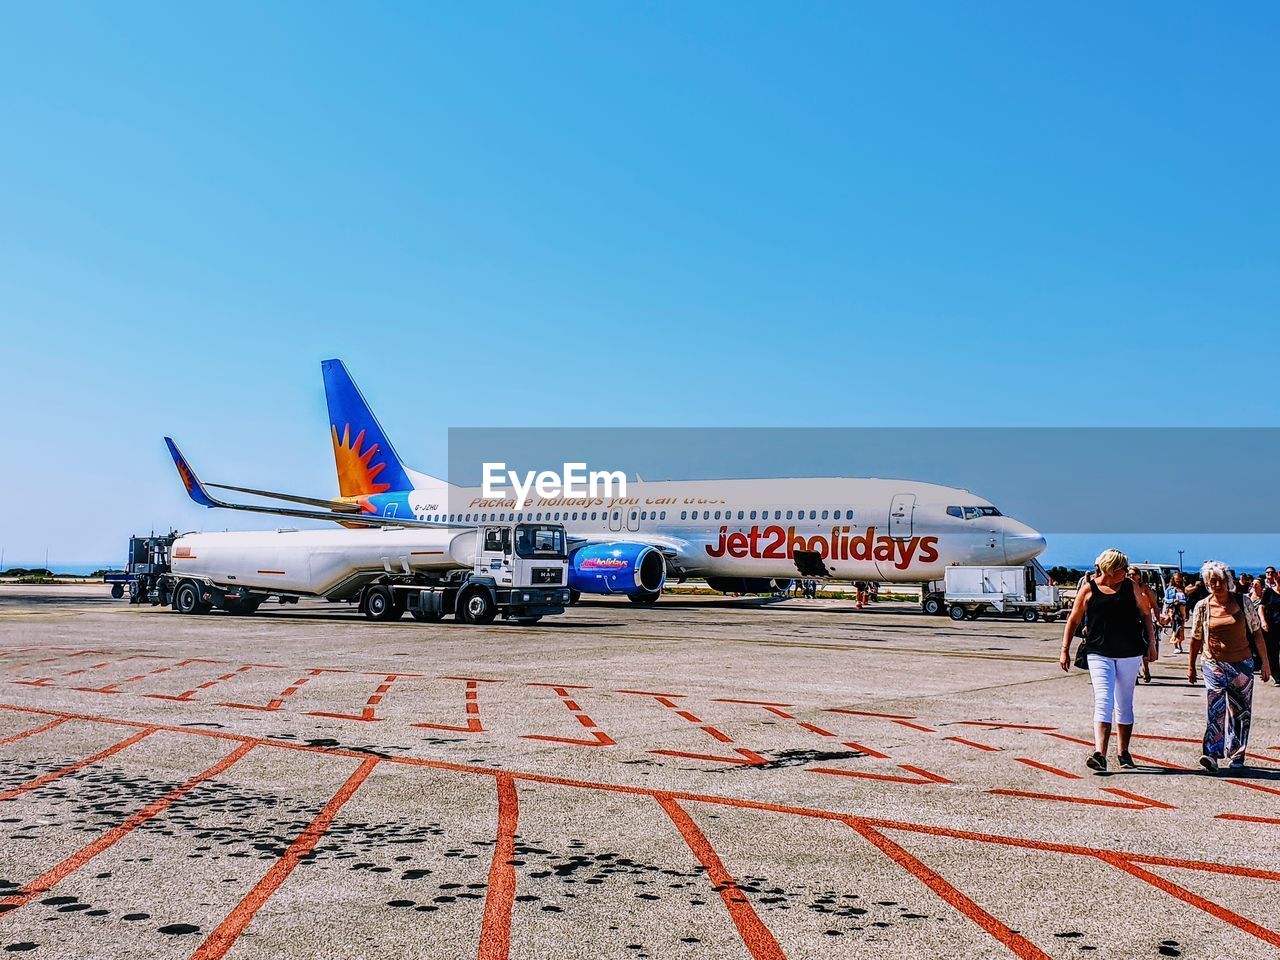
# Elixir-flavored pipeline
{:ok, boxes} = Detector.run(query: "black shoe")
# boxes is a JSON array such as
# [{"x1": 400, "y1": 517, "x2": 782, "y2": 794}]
[
  {"x1": 1086, "y1": 751, "x2": 1107, "y2": 772},
  {"x1": 1118, "y1": 752, "x2": 1136, "y2": 769}
]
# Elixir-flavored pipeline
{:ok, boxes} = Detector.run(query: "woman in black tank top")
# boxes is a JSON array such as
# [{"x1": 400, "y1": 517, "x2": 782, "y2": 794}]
[
  {"x1": 1084, "y1": 578, "x2": 1147, "y2": 659},
  {"x1": 1060, "y1": 550, "x2": 1157, "y2": 772}
]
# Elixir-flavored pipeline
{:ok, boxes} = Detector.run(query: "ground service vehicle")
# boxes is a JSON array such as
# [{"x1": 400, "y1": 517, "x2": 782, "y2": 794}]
[
  {"x1": 105, "y1": 533, "x2": 177, "y2": 601},
  {"x1": 923, "y1": 562, "x2": 1065, "y2": 622},
  {"x1": 132, "y1": 522, "x2": 570, "y2": 625}
]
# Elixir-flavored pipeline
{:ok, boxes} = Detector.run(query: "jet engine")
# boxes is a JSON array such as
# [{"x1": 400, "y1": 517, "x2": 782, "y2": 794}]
[{"x1": 569, "y1": 542, "x2": 666, "y2": 598}]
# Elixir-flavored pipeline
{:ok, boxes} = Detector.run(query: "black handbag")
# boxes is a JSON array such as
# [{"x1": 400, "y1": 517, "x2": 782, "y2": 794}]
[{"x1": 1073, "y1": 637, "x2": 1091, "y2": 671}]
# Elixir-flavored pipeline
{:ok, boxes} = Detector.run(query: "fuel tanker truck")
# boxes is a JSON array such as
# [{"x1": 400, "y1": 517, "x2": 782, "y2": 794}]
[{"x1": 151, "y1": 520, "x2": 571, "y2": 625}]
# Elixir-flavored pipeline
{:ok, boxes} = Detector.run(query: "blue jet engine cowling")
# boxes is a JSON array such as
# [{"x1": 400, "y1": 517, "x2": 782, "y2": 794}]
[{"x1": 568, "y1": 542, "x2": 666, "y2": 596}]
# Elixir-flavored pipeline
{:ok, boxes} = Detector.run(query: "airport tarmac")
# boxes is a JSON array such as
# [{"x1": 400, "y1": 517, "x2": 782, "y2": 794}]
[{"x1": 2, "y1": 586, "x2": 1279, "y2": 960}]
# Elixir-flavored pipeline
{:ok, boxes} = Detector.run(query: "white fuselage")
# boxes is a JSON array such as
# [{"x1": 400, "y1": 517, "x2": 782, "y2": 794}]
[{"x1": 399, "y1": 476, "x2": 1046, "y2": 584}]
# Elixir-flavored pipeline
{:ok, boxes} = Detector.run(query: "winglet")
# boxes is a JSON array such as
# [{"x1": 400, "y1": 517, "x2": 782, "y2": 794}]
[{"x1": 164, "y1": 437, "x2": 217, "y2": 508}]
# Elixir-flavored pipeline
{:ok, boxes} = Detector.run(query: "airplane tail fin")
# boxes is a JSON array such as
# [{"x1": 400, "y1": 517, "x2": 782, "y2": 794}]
[
  {"x1": 164, "y1": 437, "x2": 217, "y2": 508},
  {"x1": 321, "y1": 359, "x2": 415, "y2": 497}
]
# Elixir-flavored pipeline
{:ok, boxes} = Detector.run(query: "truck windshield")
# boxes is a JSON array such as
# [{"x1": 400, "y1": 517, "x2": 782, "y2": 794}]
[{"x1": 515, "y1": 524, "x2": 566, "y2": 559}]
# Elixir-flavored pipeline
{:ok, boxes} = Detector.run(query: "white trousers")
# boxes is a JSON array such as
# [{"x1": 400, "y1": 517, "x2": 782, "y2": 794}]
[{"x1": 1087, "y1": 653, "x2": 1143, "y2": 725}]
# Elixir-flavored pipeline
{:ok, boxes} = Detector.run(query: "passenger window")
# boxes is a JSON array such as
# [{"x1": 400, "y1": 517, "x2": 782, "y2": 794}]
[
  {"x1": 749, "y1": 510, "x2": 757, "y2": 520},
  {"x1": 680, "y1": 511, "x2": 687, "y2": 520},
  {"x1": 821, "y1": 509, "x2": 829, "y2": 520},
  {"x1": 737, "y1": 510, "x2": 744, "y2": 520},
  {"x1": 660, "y1": 511, "x2": 666, "y2": 520},
  {"x1": 704, "y1": 511, "x2": 711, "y2": 520},
  {"x1": 809, "y1": 510, "x2": 816, "y2": 520},
  {"x1": 786, "y1": 510, "x2": 793, "y2": 520}
]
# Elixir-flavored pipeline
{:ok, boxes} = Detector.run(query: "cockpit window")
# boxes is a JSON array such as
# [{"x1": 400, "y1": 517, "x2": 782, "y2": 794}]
[{"x1": 949, "y1": 505, "x2": 1003, "y2": 520}]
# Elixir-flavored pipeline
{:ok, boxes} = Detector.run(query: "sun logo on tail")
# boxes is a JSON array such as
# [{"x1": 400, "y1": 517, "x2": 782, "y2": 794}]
[
  {"x1": 176, "y1": 459, "x2": 196, "y2": 493},
  {"x1": 332, "y1": 424, "x2": 392, "y2": 497}
]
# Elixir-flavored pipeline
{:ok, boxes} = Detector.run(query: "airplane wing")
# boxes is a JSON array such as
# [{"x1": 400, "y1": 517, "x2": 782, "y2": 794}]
[
  {"x1": 164, "y1": 438, "x2": 469, "y2": 531},
  {"x1": 205, "y1": 483, "x2": 364, "y2": 513}
]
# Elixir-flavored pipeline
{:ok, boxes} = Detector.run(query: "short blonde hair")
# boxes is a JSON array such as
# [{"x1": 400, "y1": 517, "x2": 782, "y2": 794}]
[
  {"x1": 1201, "y1": 560, "x2": 1233, "y2": 590},
  {"x1": 1095, "y1": 548, "x2": 1129, "y2": 575}
]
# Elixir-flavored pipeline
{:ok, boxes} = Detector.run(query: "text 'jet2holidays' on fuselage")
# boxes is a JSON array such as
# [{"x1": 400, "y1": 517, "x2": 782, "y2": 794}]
[{"x1": 164, "y1": 359, "x2": 1046, "y2": 604}]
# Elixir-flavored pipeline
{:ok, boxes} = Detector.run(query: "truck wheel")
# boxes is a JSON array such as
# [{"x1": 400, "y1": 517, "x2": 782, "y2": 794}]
[
  {"x1": 173, "y1": 581, "x2": 209, "y2": 615},
  {"x1": 948, "y1": 604, "x2": 967, "y2": 621},
  {"x1": 110, "y1": 583, "x2": 125, "y2": 600},
  {"x1": 1021, "y1": 607, "x2": 1040, "y2": 622},
  {"x1": 364, "y1": 586, "x2": 403, "y2": 621},
  {"x1": 568, "y1": 590, "x2": 582, "y2": 605},
  {"x1": 458, "y1": 588, "x2": 496, "y2": 625},
  {"x1": 922, "y1": 595, "x2": 942, "y2": 616},
  {"x1": 411, "y1": 609, "x2": 443, "y2": 622}
]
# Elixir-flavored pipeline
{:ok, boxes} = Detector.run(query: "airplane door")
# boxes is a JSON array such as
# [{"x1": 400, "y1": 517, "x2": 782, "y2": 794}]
[
  {"x1": 608, "y1": 509, "x2": 623, "y2": 533},
  {"x1": 889, "y1": 494, "x2": 915, "y2": 538},
  {"x1": 626, "y1": 509, "x2": 641, "y2": 532},
  {"x1": 383, "y1": 501, "x2": 398, "y2": 519}
]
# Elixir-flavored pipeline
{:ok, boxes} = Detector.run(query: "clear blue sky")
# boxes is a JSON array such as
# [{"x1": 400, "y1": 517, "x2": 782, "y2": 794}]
[{"x1": 1, "y1": 3, "x2": 1277, "y2": 568}]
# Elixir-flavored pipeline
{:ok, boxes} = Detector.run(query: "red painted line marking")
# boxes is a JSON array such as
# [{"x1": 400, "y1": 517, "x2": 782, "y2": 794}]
[
  {"x1": 988, "y1": 789, "x2": 1149, "y2": 810},
  {"x1": 616, "y1": 689, "x2": 685, "y2": 698},
  {"x1": 958, "y1": 721, "x2": 1057, "y2": 731},
  {"x1": 189, "y1": 757, "x2": 378, "y2": 960},
  {"x1": 414, "y1": 678, "x2": 486, "y2": 733},
  {"x1": 307, "y1": 673, "x2": 402, "y2": 722},
  {"x1": 810, "y1": 767, "x2": 941, "y2": 785},
  {"x1": 675, "y1": 710, "x2": 702, "y2": 723},
  {"x1": 1225, "y1": 779, "x2": 1280, "y2": 797},
  {"x1": 478, "y1": 774, "x2": 519, "y2": 960},
  {"x1": 0, "y1": 728, "x2": 157, "y2": 802},
  {"x1": 900, "y1": 765, "x2": 953, "y2": 784},
  {"x1": 825, "y1": 708, "x2": 917, "y2": 719},
  {"x1": 657, "y1": 794, "x2": 785, "y2": 960},
  {"x1": 701, "y1": 725, "x2": 733, "y2": 744},
  {"x1": 0, "y1": 742, "x2": 255, "y2": 911},
  {"x1": 1097, "y1": 852, "x2": 1280, "y2": 948},
  {"x1": 651, "y1": 749, "x2": 765, "y2": 766},
  {"x1": 1216, "y1": 813, "x2": 1280, "y2": 825},
  {"x1": 521, "y1": 685, "x2": 616, "y2": 747},
  {"x1": 847, "y1": 819, "x2": 1051, "y2": 960},
  {"x1": 945, "y1": 736, "x2": 1001, "y2": 752},
  {"x1": 11, "y1": 702, "x2": 1280, "y2": 887},
  {"x1": 628, "y1": 690, "x2": 766, "y2": 764},
  {"x1": 145, "y1": 664, "x2": 270, "y2": 702},
  {"x1": 1015, "y1": 757, "x2": 1082, "y2": 780},
  {"x1": 1101, "y1": 788, "x2": 1177, "y2": 810},
  {"x1": 221, "y1": 669, "x2": 336, "y2": 712},
  {"x1": 72, "y1": 657, "x2": 220, "y2": 695},
  {"x1": 764, "y1": 706, "x2": 796, "y2": 720},
  {"x1": 891, "y1": 719, "x2": 937, "y2": 733},
  {"x1": 1133, "y1": 733, "x2": 1201, "y2": 744},
  {"x1": 0, "y1": 716, "x2": 69, "y2": 745},
  {"x1": 527, "y1": 681, "x2": 590, "y2": 689},
  {"x1": 796, "y1": 721, "x2": 834, "y2": 736},
  {"x1": 841, "y1": 739, "x2": 890, "y2": 759},
  {"x1": 713, "y1": 698, "x2": 794, "y2": 707}
]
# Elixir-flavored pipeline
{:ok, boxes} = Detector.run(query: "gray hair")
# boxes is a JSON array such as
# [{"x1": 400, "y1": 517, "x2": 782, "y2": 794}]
[{"x1": 1201, "y1": 560, "x2": 1234, "y2": 590}]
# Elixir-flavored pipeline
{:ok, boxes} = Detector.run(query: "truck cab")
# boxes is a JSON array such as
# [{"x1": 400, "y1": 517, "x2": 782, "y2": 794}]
[{"x1": 402, "y1": 521, "x2": 571, "y2": 625}]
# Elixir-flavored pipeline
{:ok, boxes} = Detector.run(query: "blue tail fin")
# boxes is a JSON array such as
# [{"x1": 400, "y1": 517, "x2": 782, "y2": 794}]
[
  {"x1": 164, "y1": 437, "x2": 217, "y2": 507},
  {"x1": 321, "y1": 359, "x2": 413, "y2": 497}
]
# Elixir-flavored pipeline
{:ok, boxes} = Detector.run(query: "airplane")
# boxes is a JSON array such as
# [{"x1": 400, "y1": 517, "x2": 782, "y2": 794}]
[{"x1": 165, "y1": 359, "x2": 1047, "y2": 606}]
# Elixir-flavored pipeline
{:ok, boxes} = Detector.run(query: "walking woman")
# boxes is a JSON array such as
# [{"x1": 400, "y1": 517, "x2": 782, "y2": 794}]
[
  {"x1": 1164, "y1": 571, "x2": 1188, "y2": 654},
  {"x1": 1059, "y1": 549, "x2": 1158, "y2": 772},
  {"x1": 1191, "y1": 561, "x2": 1271, "y2": 771}
]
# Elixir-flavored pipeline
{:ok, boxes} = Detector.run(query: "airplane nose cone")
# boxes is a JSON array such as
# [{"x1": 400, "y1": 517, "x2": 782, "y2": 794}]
[{"x1": 1004, "y1": 522, "x2": 1047, "y2": 563}]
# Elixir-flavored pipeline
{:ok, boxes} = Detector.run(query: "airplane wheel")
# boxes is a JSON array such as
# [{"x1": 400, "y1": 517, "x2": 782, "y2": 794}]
[
  {"x1": 173, "y1": 581, "x2": 210, "y2": 615},
  {"x1": 922, "y1": 595, "x2": 942, "y2": 616},
  {"x1": 459, "y1": 589, "x2": 496, "y2": 625},
  {"x1": 948, "y1": 604, "x2": 967, "y2": 621},
  {"x1": 411, "y1": 609, "x2": 443, "y2": 622},
  {"x1": 224, "y1": 597, "x2": 260, "y2": 616},
  {"x1": 110, "y1": 583, "x2": 125, "y2": 600},
  {"x1": 364, "y1": 586, "x2": 403, "y2": 621},
  {"x1": 628, "y1": 591, "x2": 661, "y2": 605},
  {"x1": 568, "y1": 590, "x2": 582, "y2": 605}
]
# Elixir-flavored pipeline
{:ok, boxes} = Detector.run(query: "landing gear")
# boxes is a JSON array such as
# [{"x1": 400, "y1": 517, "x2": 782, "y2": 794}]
[
  {"x1": 628, "y1": 590, "x2": 661, "y2": 606},
  {"x1": 224, "y1": 597, "x2": 261, "y2": 616}
]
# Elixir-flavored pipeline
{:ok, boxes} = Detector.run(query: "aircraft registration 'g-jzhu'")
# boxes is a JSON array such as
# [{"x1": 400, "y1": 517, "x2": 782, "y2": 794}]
[{"x1": 165, "y1": 359, "x2": 1046, "y2": 604}]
